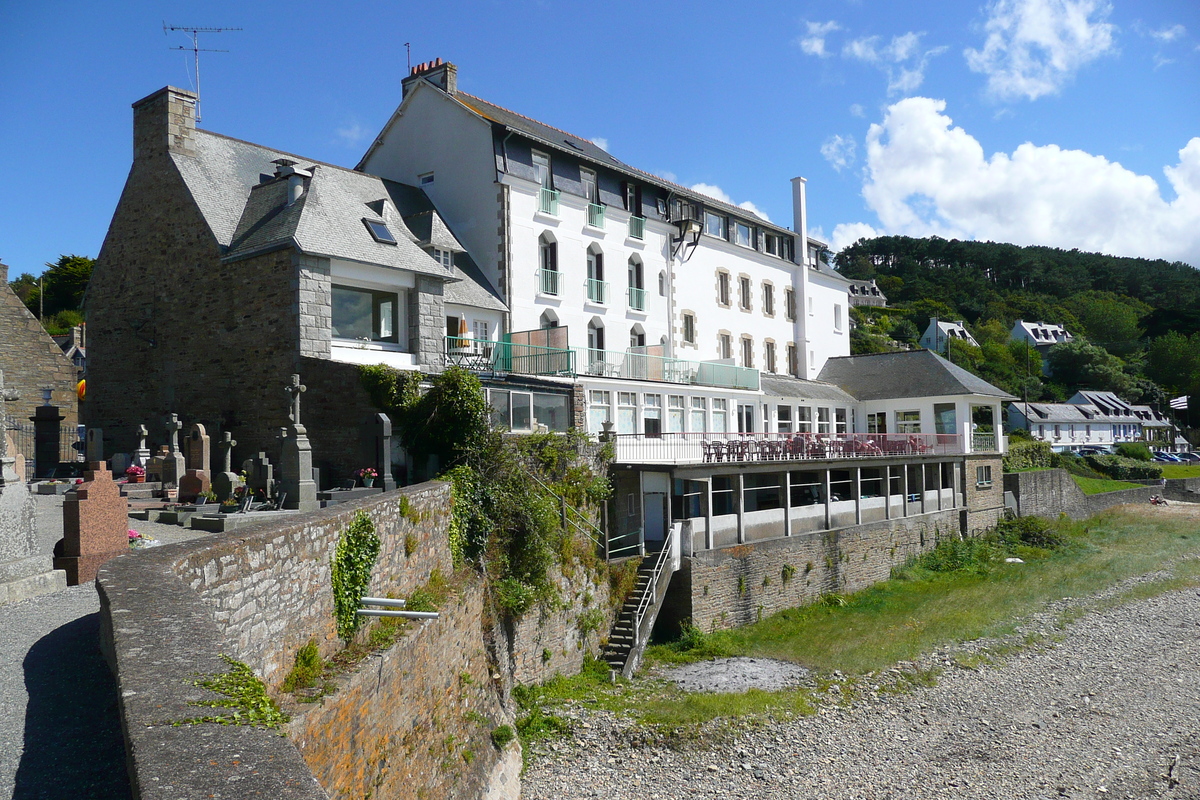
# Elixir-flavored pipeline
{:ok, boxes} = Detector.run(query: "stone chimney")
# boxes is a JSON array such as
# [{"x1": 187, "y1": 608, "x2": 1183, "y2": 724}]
[
  {"x1": 0, "y1": 261, "x2": 7, "y2": 283},
  {"x1": 272, "y1": 159, "x2": 313, "y2": 206},
  {"x1": 401, "y1": 58, "x2": 457, "y2": 99},
  {"x1": 131, "y1": 86, "x2": 198, "y2": 161}
]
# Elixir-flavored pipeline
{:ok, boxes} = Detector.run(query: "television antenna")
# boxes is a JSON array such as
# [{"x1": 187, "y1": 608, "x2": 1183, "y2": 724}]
[{"x1": 163, "y1": 23, "x2": 242, "y2": 123}]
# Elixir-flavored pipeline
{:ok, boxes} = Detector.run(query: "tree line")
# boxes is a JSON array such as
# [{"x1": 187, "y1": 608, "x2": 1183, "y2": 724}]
[
  {"x1": 837, "y1": 236, "x2": 1200, "y2": 417},
  {"x1": 7, "y1": 254, "x2": 94, "y2": 335}
]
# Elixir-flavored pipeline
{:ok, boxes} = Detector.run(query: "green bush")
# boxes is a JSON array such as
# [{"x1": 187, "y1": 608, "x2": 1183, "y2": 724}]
[
  {"x1": 995, "y1": 515, "x2": 1065, "y2": 549},
  {"x1": 281, "y1": 640, "x2": 324, "y2": 692},
  {"x1": 1083, "y1": 454, "x2": 1162, "y2": 481},
  {"x1": 491, "y1": 724, "x2": 515, "y2": 749},
  {"x1": 1115, "y1": 442, "x2": 1152, "y2": 461},
  {"x1": 1003, "y1": 439, "x2": 1055, "y2": 472},
  {"x1": 330, "y1": 511, "x2": 381, "y2": 641}
]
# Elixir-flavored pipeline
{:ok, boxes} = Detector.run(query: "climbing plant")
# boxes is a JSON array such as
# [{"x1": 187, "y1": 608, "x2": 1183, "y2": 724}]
[
  {"x1": 178, "y1": 655, "x2": 290, "y2": 730},
  {"x1": 330, "y1": 510, "x2": 381, "y2": 641}
]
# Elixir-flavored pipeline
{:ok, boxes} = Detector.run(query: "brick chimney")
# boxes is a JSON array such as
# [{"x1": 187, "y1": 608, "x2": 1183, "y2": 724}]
[
  {"x1": 131, "y1": 86, "x2": 198, "y2": 161},
  {"x1": 401, "y1": 58, "x2": 457, "y2": 99}
]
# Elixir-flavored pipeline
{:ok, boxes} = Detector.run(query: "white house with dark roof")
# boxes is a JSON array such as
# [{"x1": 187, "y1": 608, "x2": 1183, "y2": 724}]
[
  {"x1": 358, "y1": 60, "x2": 850, "y2": 391},
  {"x1": 1006, "y1": 390, "x2": 1157, "y2": 452},
  {"x1": 1010, "y1": 320, "x2": 1073, "y2": 375},
  {"x1": 919, "y1": 318, "x2": 978, "y2": 355}
]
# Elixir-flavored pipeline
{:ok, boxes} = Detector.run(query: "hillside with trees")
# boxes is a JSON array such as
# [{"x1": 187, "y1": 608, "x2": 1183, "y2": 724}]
[
  {"x1": 7, "y1": 254, "x2": 93, "y2": 335},
  {"x1": 836, "y1": 236, "x2": 1200, "y2": 415}
]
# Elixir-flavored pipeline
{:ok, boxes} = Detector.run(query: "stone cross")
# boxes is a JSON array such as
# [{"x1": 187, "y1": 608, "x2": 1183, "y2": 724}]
[
  {"x1": 165, "y1": 414, "x2": 183, "y2": 453},
  {"x1": 136, "y1": 425, "x2": 148, "y2": 451},
  {"x1": 285, "y1": 374, "x2": 307, "y2": 426},
  {"x1": 218, "y1": 432, "x2": 237, "y2": 474}
]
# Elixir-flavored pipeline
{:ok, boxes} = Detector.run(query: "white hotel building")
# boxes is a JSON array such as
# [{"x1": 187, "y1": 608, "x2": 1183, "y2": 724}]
[{"x1": 359, "y1": 60, "x2": 1010, "y2": 555}]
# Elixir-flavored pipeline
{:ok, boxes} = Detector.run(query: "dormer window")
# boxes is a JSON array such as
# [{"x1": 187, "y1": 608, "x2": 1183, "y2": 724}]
[
  {"x1": 432, "y1": 248, "x2": 454, "y2": 268},
  {"x1": 364, "y1": 219, "x2": 397, "y2": 245}
]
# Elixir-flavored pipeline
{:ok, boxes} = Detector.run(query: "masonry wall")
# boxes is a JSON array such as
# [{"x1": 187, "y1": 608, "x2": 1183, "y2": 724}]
[
  {"x1": 964, "y1": 454, "x2": 1005, "y2": 535},
  {"x1": 0, "y1": 264, "x2": 78, "y2": 431},
  {"x1": 98, "y1": 483, "x2": 519, "y2": 800},
  {"x1": 84, "y1": 96, "x2": 298, "y2": 464},
  {"x1": 1003, "y1": 468, "x2": 1167, "y2": 520},
  {"x1": 501, "y1": 562, "x2": 616, "y2": 685},
  {"x1": 676, "y1": 509, "x2": 959, "y2": 631}
]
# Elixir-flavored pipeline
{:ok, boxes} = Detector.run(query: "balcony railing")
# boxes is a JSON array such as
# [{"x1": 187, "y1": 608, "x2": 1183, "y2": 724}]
[
  {"x1": 972, "y1": 432, "x2": 997, "y2": 452},
  {"x1": 627, "y1": 286, "x2": 647, "y2": 311},
  {"x1": 444, "y1": 337, "x2": 758, "y2": 390},
  {"x1": 537, "y1": 268, "x2": 560, "y2": 296},
  {"x1": 539, "y1": 187, "x2": 560, "y2": 215},
  {"x1": 629, "y1": 215, "x2": 645, "y2": 239},
  {"x1": 610, "y1": 432, "x2": 967, "y2": 466},
  {"x1": 587, "y1": 202, "x2": 605, "y2": 228},
  {"x1": 586, "y1": 278, "x2": 608, "y2": 304}
]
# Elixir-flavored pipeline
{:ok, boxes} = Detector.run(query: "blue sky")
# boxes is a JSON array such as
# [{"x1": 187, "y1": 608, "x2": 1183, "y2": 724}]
[{"x1": 2, "y1": 0, "x2": 1198, "y2": 278}]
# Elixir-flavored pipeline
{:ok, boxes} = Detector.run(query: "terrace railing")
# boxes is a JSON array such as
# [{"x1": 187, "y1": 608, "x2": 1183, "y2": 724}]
[
  {"x1": 537, "y1": 268, "x2": 561, "y2": 296},
  {"x1": 539, "y1": 187, "x2": 560, "y2": 215},
  {"x1": 628, "y1": 215, "x2": 646, "y2": 240},
  {"x1": 610, "y1": 431, "x2": 967, "y2": 466},
  {"x1": 445, "y1": 337, "x2": 758, "y2": 390},
  {"x1": 587, "y1": 202, "x2": 606, "y2": 228},
  {"x1": 627, "y1": 286, "x2": 647, "y2": 311}
]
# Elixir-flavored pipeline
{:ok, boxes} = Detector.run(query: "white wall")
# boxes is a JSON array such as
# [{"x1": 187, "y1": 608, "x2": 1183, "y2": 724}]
[
  {"x1": 505, "y1": 175, "x2": 673, "y2": 350},
  {"x1": 805, "y1": 271, "x2": 851, "y2": 378},
  {"x1": 359, "y1": 85, "x2": 502, "y2": 296}
]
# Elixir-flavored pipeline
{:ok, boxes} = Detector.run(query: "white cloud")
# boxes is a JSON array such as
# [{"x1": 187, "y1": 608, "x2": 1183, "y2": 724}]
[
  {"x1": 590, "y1": 137, "x2": 609, "y2": 152},
  {"x1": 334, "y1": 122, "x2": 369, "y2": 147},
  {"x1": 843, "y1": 32, "x2": 947, "y2": 94},
  {"x1": 850, "y1": 103, "x2": 866, "y2": 117},
  {"x1": 690, "y1": 183, "x2": 770, "y2": 221},
  {"x1": 834, "y1": 96, "x2": 1200, "y2": 265},
  {"x1": 797, "y1": 20, "x2": 841, "y2": 57},
  {"x1": 1150, "y1": 24, "x2": 1186, "y2": 42},
  {"x1": 830, "y1": 222, "x2": 882, "y2": 252},
  {"x1": 964, "y1": 0, "x2": 1117, "y2": 101},
  {"x1": 820, "y1": 134, "x2": 857, "y2": 171}
]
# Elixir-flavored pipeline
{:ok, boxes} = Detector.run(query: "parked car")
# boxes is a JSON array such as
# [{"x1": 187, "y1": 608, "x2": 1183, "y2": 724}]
[
  {"x1": 1153, "y1": 454, "x2": 1178, "y2": 463},
  {"x1": 1173, "y1": 452, "x2": 1200, "y2": 463},
  {"x1": 1077, "y1": 448, "x2": 1106, "y2": 456}
]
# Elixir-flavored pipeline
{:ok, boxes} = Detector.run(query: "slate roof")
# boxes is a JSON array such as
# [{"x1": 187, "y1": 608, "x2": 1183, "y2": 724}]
[
  {"x1": 1010, "y1": 402, "x2": 1132, "y2": 426},
  {"x1": 376, "y1": 85, "x2": 792, "y2": 231},
  {"x1": 817, "y1": 350, "x2": 1017, "y2": 402},
  {"x1": 759, "y1": 374, "x2": 857, "y2": 404},
  {"x1": 172, "y1": 128, "x2": 506, "y2": 317}
]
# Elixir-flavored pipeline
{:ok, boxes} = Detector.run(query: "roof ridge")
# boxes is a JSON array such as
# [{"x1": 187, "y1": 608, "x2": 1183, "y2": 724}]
[
  {"x1": 193, "y1": 128, "x2": 368, "y2": 179},
  {"x1": 456, "y1": 92, "x2": 782, "y2": 228}
]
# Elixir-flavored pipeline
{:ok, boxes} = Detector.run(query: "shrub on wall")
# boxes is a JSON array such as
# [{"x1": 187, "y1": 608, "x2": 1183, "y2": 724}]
[
  {"x1": 1083, "y1": 454, "x2": 1163, "y2": 481},
  {"x1": 1003, "y1": 439, "x2": 1055, "y2": 472},
  {"x1": 330, "y1": 510, "x2": 382, "y2": 641},
  {"x1": 1115, "y1": 442, "x2": 1152, "y2": 461}
]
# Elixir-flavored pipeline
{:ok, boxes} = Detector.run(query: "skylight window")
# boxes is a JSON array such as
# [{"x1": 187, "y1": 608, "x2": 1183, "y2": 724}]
[{"x1": 364, "y1": 218, "x2": 397, "y2": 245}]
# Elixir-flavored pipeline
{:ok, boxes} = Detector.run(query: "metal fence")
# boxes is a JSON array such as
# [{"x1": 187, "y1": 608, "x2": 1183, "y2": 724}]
[{"x1": 3, "y1": 414, "x2": 83, "y2": 477}]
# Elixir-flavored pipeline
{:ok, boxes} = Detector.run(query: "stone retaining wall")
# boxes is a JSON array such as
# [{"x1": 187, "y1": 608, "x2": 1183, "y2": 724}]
[
  {"x1": 675, "y1": 509, "x2": 960, "y2": 631},
  {"x1": 1003, "y1": 469, "x2": 1168, "y2": 520},
  {"x1": 98, "y1": 482, "x2": 519, "y2": 800}
]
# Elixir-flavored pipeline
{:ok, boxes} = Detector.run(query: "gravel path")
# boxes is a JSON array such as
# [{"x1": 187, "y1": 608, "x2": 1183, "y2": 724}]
[
  {"x1": 523, "y1": 529, "x2": 1200, "y2": 799},
  {"x1": 2, "y1": 493, "x2": 208, "y2": 799}
]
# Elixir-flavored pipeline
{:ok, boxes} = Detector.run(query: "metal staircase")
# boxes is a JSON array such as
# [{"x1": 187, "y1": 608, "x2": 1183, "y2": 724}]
[{"x1": 602, "y1": 527, "x2": 676, "y2": 678}]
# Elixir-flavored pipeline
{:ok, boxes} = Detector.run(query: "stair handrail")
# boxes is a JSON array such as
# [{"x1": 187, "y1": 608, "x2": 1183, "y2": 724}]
[
  {"x1": 631, "y1": 525, "x2": 675, "y2": 649},
  {"x1": 517, "y1": 463, "x2": 607, "y2": 551}
]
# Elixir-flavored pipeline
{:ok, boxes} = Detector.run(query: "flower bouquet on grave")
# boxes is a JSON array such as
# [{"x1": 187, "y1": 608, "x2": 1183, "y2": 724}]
[
  {"x1": 128, "y1": 529, "x2": 160, "y2": 549},
  {"x1": 354, "y1": 467, "x2": 378, "y2": 488},
  {"x1": 125, "y1": 464, "x2": 146, "y2": 483}
]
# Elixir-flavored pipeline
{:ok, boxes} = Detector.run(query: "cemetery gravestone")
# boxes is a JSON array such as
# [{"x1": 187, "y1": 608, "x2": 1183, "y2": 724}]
[
  {"x1": 132, "y1": 424, "x2": 151, "y2": 467},
  {"x1": 54, "y1": 462, "x2": 129, "y2": 585},
  {"x1": 280, "y1": 374, "x2": 318, "y2": 512},
  {"x1": 212, "y1": 432, "x2": 238, "y2": 503},
  {"x1": 178, "y1": 423, "x2": 212, "y2": 503}
]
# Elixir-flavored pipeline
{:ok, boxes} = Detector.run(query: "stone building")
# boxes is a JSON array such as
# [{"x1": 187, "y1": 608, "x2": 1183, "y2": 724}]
[
  {"x1": 0, "y1": 261, "x2": 79, "y2": 433},
  {"x1": 85, "y1": 87, "x2": 506, "y2": 483}
]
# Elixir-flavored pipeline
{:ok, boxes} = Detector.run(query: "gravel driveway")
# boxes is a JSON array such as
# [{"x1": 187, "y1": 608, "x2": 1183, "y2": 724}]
[
  {"x1": 523, "y1": 558, "x2": 1200, "y2": 799},
  {"x1": 1, "y1": 493, "x2": 208, "y2": 799}
]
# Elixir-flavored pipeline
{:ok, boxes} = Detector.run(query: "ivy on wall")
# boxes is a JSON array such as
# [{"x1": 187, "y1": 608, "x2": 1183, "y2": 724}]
[{"x1": 330, "y1": 510, "x2": 381, "y2": 641}]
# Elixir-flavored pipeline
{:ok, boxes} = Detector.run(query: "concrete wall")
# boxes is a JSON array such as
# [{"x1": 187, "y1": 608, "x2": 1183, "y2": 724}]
[
  {"x1": 672, "y1": 509, "x2": 960, "y2": 631},
  {"x1": 98, "y1": 483, "x2": 520, "y2": 800}
]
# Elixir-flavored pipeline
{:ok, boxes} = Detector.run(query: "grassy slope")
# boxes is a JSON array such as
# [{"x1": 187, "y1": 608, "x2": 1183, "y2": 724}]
[
  {"x1": 1160, "y1": 464, "x2": 1200, "y2": 479},
  {"x1": 1070, "y1": 475, "x2": 1143, "y2": 494},
  {"x1": 649, "y1": 509, "x2": 1200, "y2": 674}
]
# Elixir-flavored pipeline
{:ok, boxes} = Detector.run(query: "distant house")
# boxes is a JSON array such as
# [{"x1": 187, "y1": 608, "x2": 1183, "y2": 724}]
[
  {"x1": 1010, "y1": 320, "x2": 1072, "y2": 375},
  {"x1": 919, "y1": 318, "x2": 978, "y2": 355},
  {"x1": 846, "y1": 278, "x2": 887, "y2": 308},
  {"x1": 51, "y1": 325, "x2": 86, "y2": 381},
  {"x1": 1006, "y1": 390, "x2": 1170, "y2": 452}
]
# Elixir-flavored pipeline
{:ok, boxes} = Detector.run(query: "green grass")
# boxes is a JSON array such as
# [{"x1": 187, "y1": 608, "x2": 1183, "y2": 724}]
[
  {"x1": 1070, "y1": 475, "x2": 1144, "y2": 494},
  {"x1": 649, "y1": 509, "x2": 1200, "y2": 675},
  {"x1": 1160, "y1": 464, "x2": 1200, "y2": 479},
  {"x1": 513, "y1": 510, "x2": 1200, "y2": 749}
]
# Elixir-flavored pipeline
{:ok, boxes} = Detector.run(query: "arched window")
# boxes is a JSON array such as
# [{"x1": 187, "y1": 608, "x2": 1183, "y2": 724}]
[
  {"x1": 586, "y1": 245, "x2": 606, "y2": 303},
  {"x1": 658, "y1": 270, "x2": 667, "y2": 296},
  {"x1": 539, "y1": 310, "x2": 559, "y2": 329},
  {"x1": 587, "y1": 318, "x2": 605, "y2": 352},
  {"x1": 630, "y1": 324, "x2": 646, "y2": 349},
  {"x1": 538, "y1": 233, "x2": 559, "y2": 295}
]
